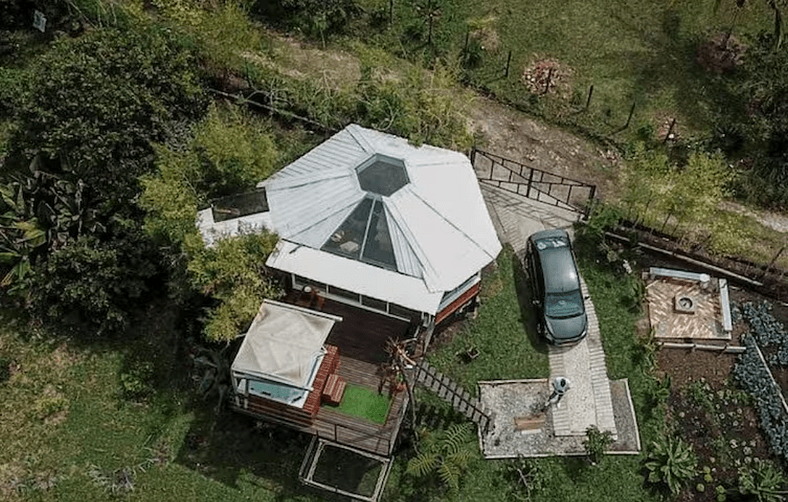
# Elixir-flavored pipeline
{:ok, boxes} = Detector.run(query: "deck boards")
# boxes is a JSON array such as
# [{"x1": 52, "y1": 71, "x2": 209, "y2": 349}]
[{"x1": 231, "y1": 300, "x2": 412, "y2": 457}]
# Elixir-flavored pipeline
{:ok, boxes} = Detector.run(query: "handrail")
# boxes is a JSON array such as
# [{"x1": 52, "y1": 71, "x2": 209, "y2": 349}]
[{"x1": 471, "y1": 147, "x2": 596, "y2": 216}]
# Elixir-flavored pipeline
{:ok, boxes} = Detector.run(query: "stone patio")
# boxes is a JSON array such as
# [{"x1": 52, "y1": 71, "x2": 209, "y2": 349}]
[{"x1": 646, "y1": 275, "x2": 731, "y2": 341}]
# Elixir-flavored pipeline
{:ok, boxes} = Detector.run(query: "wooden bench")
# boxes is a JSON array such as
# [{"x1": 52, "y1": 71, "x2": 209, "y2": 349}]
[{"x1": 322, "y1": 373, "x2": 346, "y2": 405}]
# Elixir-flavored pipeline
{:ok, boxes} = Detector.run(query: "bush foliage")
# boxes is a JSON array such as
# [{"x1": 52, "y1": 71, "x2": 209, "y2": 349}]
[
  {"x1": 1, "y1": 25, "x2": 208, "y2": 337},
  {"x1": 140, "y1": 103, "x2": 282, "y2": 341}
]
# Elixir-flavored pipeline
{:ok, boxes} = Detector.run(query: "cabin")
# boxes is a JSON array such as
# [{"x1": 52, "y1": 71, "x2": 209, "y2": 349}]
[{"x1": 197, "y1": 124, "x2": 501, "y2": 463}]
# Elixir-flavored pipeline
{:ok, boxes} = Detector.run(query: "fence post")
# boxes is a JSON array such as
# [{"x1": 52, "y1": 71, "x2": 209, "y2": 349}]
[
  {"x1": 761, "y1": 246, "x2": 785, "y2": 279},
  {"x1": 505, "y1": 50, "x2": 512, "y2": 77},
  {"x1": 624, "y1": 101, "x2": 636, "y2": 129},
  {"x1": 663, "y1": 118, "x2": 676, "y2": 143},
  {"x1": 587, "y1": 185, "x2": 596, "y2": 214},
  {"x1": 543, "y1": 67, "x2": 553, "y2": 95},
  {"x1": 525, "y1": 167, "x2": 535, "y2": 199},
  {"x1": 389, "y1": 0, "x2": 393, "y2": 24},
  {"x1": 585, "y1": 85, "x2": 594, "y2": 110}
]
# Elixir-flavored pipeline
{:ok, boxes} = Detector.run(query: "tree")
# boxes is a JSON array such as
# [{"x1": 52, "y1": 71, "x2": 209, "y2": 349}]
[
  {"x1": 139, "y1": 104, "x2": 282, "y2": 341},
  {"x1": 1, "y1": 26, "x2": 208, "y2": 337},
  {"x1": 727, "y1": 33, "x2": 788, "y2": 207},
  {"x1": 10, "y1": 27, "x2": 207, "y2": 202}
]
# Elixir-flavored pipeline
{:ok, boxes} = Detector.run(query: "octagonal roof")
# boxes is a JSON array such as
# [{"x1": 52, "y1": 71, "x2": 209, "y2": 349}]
[{"x1": 266, "y1": 124, "x2": 501, "y2": 294}]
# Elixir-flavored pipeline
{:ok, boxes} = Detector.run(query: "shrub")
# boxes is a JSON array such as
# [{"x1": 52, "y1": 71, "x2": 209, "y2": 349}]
[
  {"x1": 644, "y1": 435, "x2": 698, "y2": 495},
  {"x1": 155, "y1": 0, "x2": 265, "y2": 77},
  {"x1": 119, "y1": 362, "x2": 154, "y2": 400},
  {"x1": 583, "y1": 425, "x2": 613, "y2": 465},
  {"x1": 505, "y1": 456, "x2": 545, "y2": 501},
  {"x1": 28, "y1": 222, "x2": 159, "y2": 338},
  {"x1": 252, "y1": 0, "x2": 360, "y2": 42},
  {"x1": 407, "y1": 423, "x2": 475, "y2": 493},
  {"x1": 356, "y1": 60, "x2": 473, "y2": 150},
  {"x1": 738, "y1": 459, "x2": 787, "y2": 502}
]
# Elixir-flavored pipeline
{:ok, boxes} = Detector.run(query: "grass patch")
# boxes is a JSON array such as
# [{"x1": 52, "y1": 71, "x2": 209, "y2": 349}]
[
  {"x1": 335, "y1": 384, "x2": 391, "y2": 424},
  {"x1": 428, "y1": 245, "x2": 549, "y2": 394},
  {"x1": 352, "y1": 0, "x2": 773, "y2": 143},
  {"x1": 0, "y1": 306, "x2": 323, "y2": 502}
]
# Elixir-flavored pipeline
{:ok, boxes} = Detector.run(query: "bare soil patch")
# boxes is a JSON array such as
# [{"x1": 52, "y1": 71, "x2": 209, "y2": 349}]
[
  {"x1": 696, "y1": 33, "x2": 745, "y2": 75},
  {"x1": 467, "y1": 96, "x2": 618, "y2": 197}
]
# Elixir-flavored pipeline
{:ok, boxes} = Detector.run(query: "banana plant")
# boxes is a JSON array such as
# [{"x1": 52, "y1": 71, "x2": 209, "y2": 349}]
[{"x1": 0, "y1": 183, "x2": 46, "y2": 294}]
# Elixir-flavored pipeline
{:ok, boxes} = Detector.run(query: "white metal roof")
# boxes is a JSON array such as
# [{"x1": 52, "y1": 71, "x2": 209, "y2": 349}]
[
  {"x1": 231, "y1": 300, "x2": 341, "y2": 389},
  {"x1": 266, "y1": 240, "x2": 445, "y2": 314},
  {"x1": 266, "y1": 124, "x2": 501, "y2": 293},
  {"x1": 196, "y1": 207, "x2": 274, "y2": 247}
]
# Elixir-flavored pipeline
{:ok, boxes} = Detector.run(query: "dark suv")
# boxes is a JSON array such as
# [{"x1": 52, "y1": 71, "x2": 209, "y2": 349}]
[{"x1": 525, "y1": 229, "x2": 587, "y2": 345}]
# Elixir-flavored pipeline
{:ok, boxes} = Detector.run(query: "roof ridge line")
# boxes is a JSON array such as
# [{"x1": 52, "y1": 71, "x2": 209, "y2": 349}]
[{"x1": 408, "y1": 189, "x2": 498, "y2": 262}]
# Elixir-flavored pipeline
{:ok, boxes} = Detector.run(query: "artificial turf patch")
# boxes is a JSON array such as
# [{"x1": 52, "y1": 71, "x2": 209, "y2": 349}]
[{"x1": 334, "y1": 384, "x2": 391, "y2": 424}]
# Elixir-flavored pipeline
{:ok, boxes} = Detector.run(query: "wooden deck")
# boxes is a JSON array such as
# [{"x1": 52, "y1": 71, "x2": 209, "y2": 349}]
[
  {"x1": 323, "y1": 300, "x2": 412, "y2": 364},
  {"x1": 312, "y1": 356, "x2": 409, "y2": 456},
  {"x1": 231, "y1": 298, "x2": 413, "y2": 457}
]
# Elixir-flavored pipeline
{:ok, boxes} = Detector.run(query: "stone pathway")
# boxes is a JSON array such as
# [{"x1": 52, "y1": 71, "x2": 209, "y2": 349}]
[
  {"x1": 549, "y1": 278, "x2": 617, "y2": 437},
  {"x1": 478, "y1": 182, "x2": 617, "y2": 440}
]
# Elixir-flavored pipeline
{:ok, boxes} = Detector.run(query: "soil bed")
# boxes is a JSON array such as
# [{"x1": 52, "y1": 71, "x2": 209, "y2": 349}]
[{"x1": 655, "y1": 285, "x2": 785, "y2": 501}]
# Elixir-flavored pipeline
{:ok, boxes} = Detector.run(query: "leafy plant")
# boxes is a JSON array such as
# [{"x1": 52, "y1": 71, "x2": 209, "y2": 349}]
[
  {"x1": 738, "y1": 459, "x2": 788, "y2": 502},
  {"x1": 407, "y1": 422, "x2": 475, "y2": 493},
  {"x1": 581, "y1": 201, "x2": 623, "y2": 242},
  {"x1": 188, "y1": 231, "x2": 280, "y2": 341},
  {"x1": 505, "y1": 456, "x2": 546, "y2": 501},
  {"x1": 119, "y1": 362, "x2": 155, "y2": 400},
  {"x1": 645, "y1": 435, "x2": 698, "y2": 495},
  {"x1": 583, "y1": 425, "x2": 613, "y2": 465},
  {"x1": 739, "y1": 301, "x2": 788, "y2": 366},
  {"x1": 734, "y1": 334, "x2": 788, "y2": 462}
]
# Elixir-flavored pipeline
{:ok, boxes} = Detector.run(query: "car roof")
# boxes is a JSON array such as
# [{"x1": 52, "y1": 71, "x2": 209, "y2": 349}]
[{"x1": 530, "y1": 230, "x2": 580, "y2": 293}]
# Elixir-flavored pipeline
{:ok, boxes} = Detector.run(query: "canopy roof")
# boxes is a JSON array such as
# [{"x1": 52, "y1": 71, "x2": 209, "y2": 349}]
[
  {"x1": 266, "y1": 124, "x2": 501, "y2": 294},
  {"x1": 231, "y1": 300, "x2": 341, "y2": 389}
]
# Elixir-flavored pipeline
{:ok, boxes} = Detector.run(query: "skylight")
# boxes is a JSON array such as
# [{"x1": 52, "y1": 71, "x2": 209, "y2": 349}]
[{"x1": 355, "y1": 154, "x2": 409, "y2": 197}]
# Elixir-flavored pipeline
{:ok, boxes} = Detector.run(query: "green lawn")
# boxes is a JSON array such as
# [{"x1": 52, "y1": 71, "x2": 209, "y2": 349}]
[
  {"x1": 0, "y1": 306, "x2": 323, "y2": 502},
  {"x1": 355, "y1": 0, "x2": 772, "y2": 142},
  {"x1": 335, "y1": 384, "x2": 392, "y2": 424},
  {"x1": 428, "y1": 245, "x2": 550, "y2": 392}
]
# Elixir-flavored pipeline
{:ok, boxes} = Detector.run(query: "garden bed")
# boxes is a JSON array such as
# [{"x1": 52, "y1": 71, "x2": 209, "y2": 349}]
[{"x1": 656, "y1": 286, "x2": 786, "y2": 501}]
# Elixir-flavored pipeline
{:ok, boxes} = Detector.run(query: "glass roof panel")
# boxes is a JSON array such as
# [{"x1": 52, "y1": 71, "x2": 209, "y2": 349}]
[
  {"x1": 361, "y1": 200, "x2": 397, "y2": 269},
  {"x1": 356, "y1": 154, "x2": 409, "y2": 196},
  {"x1": 211, "y1": 188, "x2": 269, "y2": 222},
  {"x1": 321, "y1": 197, "x2": 373, "y2": 260}
]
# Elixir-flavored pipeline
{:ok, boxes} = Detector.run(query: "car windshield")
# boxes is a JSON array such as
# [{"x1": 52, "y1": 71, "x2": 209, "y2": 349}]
[{"x1": 545, "y1": 290, "x2": 584, "y2": 319}]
